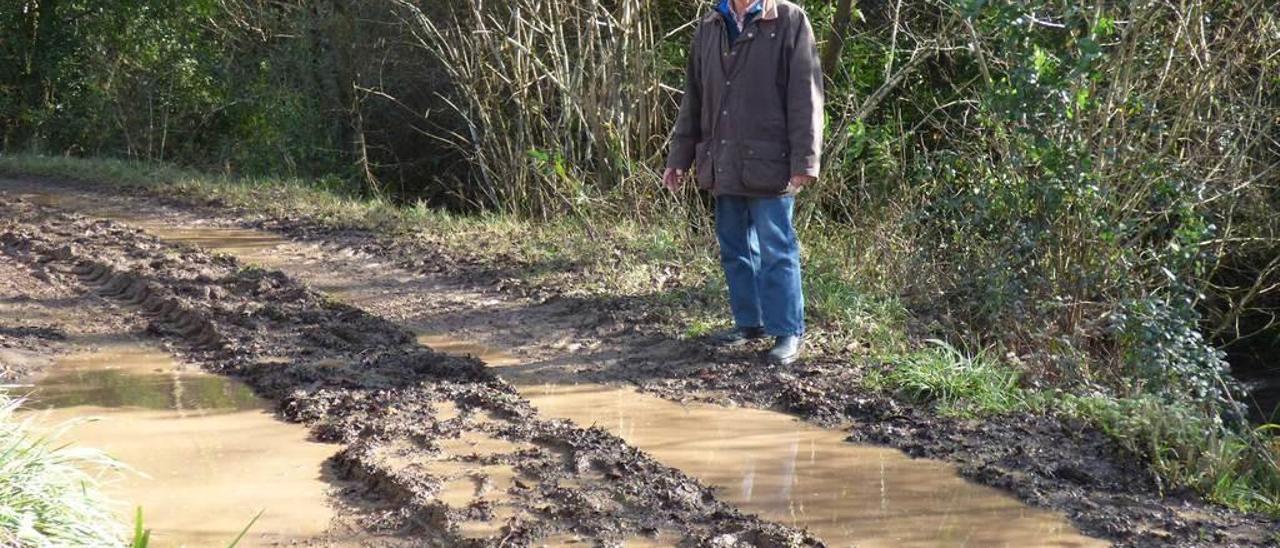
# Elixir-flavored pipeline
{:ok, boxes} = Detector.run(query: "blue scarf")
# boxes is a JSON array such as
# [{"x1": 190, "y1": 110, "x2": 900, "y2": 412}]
[{"x1": 717, "y1": 0, "x2": 763, "y2": 46}]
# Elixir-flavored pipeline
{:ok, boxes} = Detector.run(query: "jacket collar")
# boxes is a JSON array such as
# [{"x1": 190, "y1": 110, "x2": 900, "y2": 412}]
[
  {"x1": 760, "y1": 0, "x2": 779, "y2": 21},
  {"x1": 704, "y1": 0, "x2": 778, "y2": 24}
]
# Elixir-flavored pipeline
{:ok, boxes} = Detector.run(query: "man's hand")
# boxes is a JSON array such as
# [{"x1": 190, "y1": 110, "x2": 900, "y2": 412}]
[
  {"x1": 788, "y1": 174, "x2": 816, "y2": 191},
  {"x1": 663, "y1": 168, "x2": 686, "y2": 192}
]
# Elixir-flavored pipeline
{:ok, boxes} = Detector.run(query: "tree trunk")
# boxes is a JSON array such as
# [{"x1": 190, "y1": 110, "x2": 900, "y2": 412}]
[
  {"x1": 326, "y1": 1, "x2": 378, "y2": 193},
  {"x1": 821, "y1": 0, "x2": 855, "y2": 79},
  {"x1": 15, "y1": 0, "x2": 59, "y2": 147}
]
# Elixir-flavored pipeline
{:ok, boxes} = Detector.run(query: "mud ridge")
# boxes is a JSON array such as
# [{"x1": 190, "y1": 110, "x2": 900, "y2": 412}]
[{"x1": 0, "y1": 196, "x2": 822, "y2": 547}]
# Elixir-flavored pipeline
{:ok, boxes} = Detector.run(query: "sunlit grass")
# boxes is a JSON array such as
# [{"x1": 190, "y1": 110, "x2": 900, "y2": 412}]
[
  {"x1": 0, "y1": 395, "x2": 126, "y2": 546},
  {"x1": 875, "y1": 340, "x2": 1032, "y2": 417},
  {"x1": 876, "y1": 341, "x2": 1280, "y2": 515}
]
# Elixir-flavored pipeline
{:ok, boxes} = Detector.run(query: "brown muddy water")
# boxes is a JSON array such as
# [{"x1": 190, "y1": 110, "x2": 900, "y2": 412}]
[
  {"x1": 7, "y1": 186, "x2": 1108, "y2": 546},
  {"x1": 25, "y1": 341, "x2": 340, "y2": 546},
  {"x1": 414, "y1": 335, "x2": 1104, "y2": 547},
  {"x1": 522, "y1": 383, "x2": 1096, "y2": 547}
]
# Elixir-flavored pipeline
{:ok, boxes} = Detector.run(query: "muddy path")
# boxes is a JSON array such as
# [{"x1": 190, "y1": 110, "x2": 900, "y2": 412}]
[
  {"x1": 1, "y1": 197, "x2": 822, "y2": 546},
  {"x1": 0, "y1": 188, "x2": 1101, "y2": 548},
  {"x1": 0, "y1": 190, "x2": 1103, "y2": 548},
  {"x1": 1, "y1": 177, "x2": 1276, "y2": 546}
]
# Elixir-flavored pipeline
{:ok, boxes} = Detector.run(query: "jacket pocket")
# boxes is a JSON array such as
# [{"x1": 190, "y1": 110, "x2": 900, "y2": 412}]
[
  {"x1": 694, "y1": 141, "x2": 714, "y2": 188},
  {"x1": 740, "y1": 140, "x2": 791, "y2": 192}
]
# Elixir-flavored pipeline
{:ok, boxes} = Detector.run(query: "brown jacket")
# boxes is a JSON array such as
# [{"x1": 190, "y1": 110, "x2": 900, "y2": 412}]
[{"x1": 665, "y1": 0, "x2": 824, "y2": 197}]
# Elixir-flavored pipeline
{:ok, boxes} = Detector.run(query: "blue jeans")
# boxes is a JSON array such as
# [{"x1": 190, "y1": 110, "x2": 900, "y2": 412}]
[{"x1": 715, "y1": 195, "x2": 804, "y2": 337}]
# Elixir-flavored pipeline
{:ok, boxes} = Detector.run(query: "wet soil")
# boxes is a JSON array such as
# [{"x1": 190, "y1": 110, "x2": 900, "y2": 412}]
[
  {"x1": 2, "y1": 178, "x2": 1277, "y2": 546},
  {"x1": 32, "y1": 196, "x2": 1102, "y2": 544}
]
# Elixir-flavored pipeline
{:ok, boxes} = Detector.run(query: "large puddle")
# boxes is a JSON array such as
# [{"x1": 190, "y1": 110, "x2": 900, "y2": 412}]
[
  {"x1": 523, "y1": 383, "x2": 1099, "y2": 547},
  {"x1": 25, "y1": 342, "x2": 339, "y2": 546},
  {"x1": 5, "y1": 185, "x2": 1107, "y2": 546},
  {"x1": 416, "y1": 335, "x2": 1103, "y2": 546}
]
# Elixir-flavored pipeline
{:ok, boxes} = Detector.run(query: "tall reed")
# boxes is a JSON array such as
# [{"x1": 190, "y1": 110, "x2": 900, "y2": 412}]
[{"x1": 397, "y1": 0, "x2": 692, "y2": 219}]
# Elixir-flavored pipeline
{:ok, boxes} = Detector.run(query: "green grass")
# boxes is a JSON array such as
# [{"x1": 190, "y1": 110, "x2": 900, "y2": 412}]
[
  {"x1": 872, "y1": 340, "x2": 1034, "y2": 418},
  {"x1": 0, "y1": 395, "x2": 126, "y2": 546},
  {"x1": 130, "y1": 508, "x2": 151, "y2": 547}
]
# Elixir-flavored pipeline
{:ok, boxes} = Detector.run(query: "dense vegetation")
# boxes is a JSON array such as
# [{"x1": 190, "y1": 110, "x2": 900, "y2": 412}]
[{"x1": 3, "y1": 0, "x2": 1277, "y2": 514}]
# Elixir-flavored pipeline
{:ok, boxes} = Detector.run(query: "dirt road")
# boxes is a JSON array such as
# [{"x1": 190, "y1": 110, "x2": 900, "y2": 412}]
[{"x1": 1, "y1": 178, "x2": 1275, "y2": 547}]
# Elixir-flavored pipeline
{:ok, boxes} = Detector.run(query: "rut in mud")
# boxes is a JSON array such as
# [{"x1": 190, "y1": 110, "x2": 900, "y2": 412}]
[{"x1": 2, "y1": 179, "x2": 1278, "y2": 547}]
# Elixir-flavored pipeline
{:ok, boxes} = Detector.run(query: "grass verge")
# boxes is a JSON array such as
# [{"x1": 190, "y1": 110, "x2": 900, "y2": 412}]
[
  {"x1": 872, "y1": 341, "x2": 1280, "y2": 515},
  {"x1": 2, "y1": 153, "x2": 1276, "y2": 517},
  {"x1": 0, "y1": 395, "x2": 125, "y2": 545}
]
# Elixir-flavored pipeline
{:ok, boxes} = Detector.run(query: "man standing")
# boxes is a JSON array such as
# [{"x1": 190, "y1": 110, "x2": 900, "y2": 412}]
[{"x1": 663, "y1": 0, "x2": 823, "y2": 365}]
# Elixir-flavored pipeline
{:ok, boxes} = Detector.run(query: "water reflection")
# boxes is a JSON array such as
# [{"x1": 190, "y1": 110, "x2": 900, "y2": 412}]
[
  {"x1": 523, "y1": 383, "x2": 1106, "y2": 548},
  {"x1": 29, "y1": 346, "x2": 260, "y2": 412},
  {"x1": 33, "y1": 369, "x2": 261, "y2": 412}
]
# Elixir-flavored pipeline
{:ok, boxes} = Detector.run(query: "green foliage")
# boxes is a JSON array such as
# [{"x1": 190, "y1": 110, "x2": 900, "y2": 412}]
[
  {"x1": 805, "y1": 0, "x2": 1278, "y2": 416},
  {"x1": 1111, "y1": 292, "x2": 1240, "y2": 411},
  {"x1": 0, "y1": 0, "x2": 458, "y2": 193}
]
